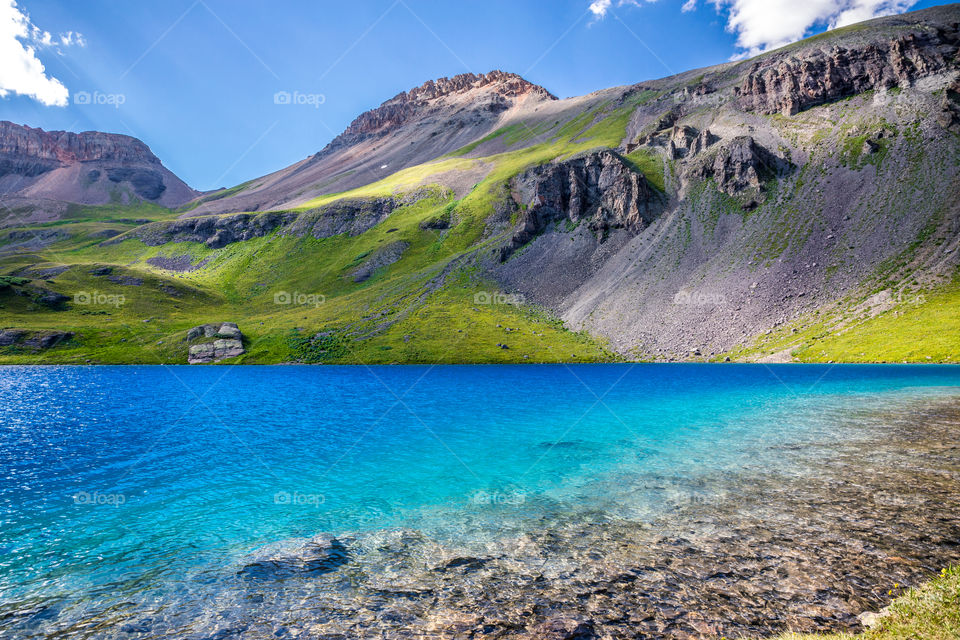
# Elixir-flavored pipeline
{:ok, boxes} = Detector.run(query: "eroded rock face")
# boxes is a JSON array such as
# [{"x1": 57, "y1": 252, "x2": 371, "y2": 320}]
[
  {"x1": 938, "y1": 77, "x2": 960, "y2": 132},
  {"x1": 503, "y1": 151, "x2": 663, "y2": 260},
  {"x1": 0, "y1": 121, "x2": 161, "y2": 168},
  {"x1": 736, "y1": 28, "x2": 960, "y2": 115},
  {"x1": 119, "y1": 211, "x2": 297, "y2": 249},
  {"x1": 186, "y1": 322, "x2": 244, "y2": 363},
  {"x1": 288, "y1": 197, "x2": 398, "y2": 240},
  {"x1": 667, "y1": 125, "x2": 716, "y2": 160},
  {"x1": 0, "y1": 121, "x2": 197, "y2": 207},
  {"x1": 691, "y1": 136, "x2": 787, "y2": 198}
]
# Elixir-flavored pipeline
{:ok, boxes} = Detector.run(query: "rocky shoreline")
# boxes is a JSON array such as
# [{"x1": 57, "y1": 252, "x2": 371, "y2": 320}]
[{"x1": 21, "y1": 394, "x2": 952, "y2": 640}]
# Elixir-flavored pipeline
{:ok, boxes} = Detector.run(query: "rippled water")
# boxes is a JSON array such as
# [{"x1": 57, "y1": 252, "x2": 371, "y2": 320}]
[{"x1": 2, "y1": 364, "x2": 960, "y2": 639}]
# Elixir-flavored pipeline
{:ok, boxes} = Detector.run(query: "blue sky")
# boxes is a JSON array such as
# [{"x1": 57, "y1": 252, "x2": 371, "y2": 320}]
[{"x1": 0, "y1": 0, "x2": 952, "y2": 191}]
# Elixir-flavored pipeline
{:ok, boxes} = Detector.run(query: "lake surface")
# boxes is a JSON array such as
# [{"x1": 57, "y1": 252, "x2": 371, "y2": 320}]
[{"x1": 2, "y1": 364, "x2": 960, "y2": 639}]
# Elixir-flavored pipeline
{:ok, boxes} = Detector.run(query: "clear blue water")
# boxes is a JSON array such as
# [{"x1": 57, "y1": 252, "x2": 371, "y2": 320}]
[{"x1": 2, "y1": 364, "x2": 960, "y2": 638}]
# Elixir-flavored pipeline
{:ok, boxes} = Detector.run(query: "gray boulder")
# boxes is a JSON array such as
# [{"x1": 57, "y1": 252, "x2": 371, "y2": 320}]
[{"x1": 186, "y1": 322, "x2": 245, "y2": 363}]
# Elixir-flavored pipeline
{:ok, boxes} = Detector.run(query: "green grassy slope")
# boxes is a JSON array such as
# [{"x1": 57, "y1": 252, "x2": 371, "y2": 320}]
[
  {"x1": 723, "y1": 273, "x2": 960, "y2": 364},
  {"x1": 0, "y1": 100, "x2": 648, "y2": 364},
  {"x1": 2, "y1": 50, "x2": 958, "y2": 365}
]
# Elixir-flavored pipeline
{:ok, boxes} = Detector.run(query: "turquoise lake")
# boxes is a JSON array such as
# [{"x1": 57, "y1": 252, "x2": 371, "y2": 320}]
[{"x1": 2, "y1": 364, "x2": 960, "y2": 639}]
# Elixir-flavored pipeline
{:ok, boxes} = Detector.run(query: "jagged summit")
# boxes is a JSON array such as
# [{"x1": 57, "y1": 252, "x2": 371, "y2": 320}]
[
  {"x1": 388, "y1": 70, "x2": 556, "y2": 104},
  {"x1": 187, "y1": 71, "x2": 559, "y2": 214},
  {"x1": 321, "y1": 70, "x2": 555, "y2": 154}
]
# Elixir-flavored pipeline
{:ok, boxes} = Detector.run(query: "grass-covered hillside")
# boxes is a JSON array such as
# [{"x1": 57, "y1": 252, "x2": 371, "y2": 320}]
[{"x1": 2, "y1": 5, "x2": 959, "y2": 364}]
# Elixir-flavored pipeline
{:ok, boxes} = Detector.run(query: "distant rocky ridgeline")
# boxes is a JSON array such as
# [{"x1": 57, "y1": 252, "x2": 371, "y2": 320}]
[
  {"x1": 0, "y1": 121, "x2": 198, "y2": 207},
  {"x1": 0, "y1": 121, "x2": 160, "y2": 168}
]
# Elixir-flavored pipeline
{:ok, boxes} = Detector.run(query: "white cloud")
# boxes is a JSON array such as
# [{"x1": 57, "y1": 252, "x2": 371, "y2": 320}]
[
  {"x1": 832, "y1": 0, "x2": 917, "y2": 28},
  {"x1": 709, "y1": 0, "x2": 919, "y2": 58},
  {"x1": 681, "y1": 0, "x2": 697, "y2": 12},
  {"x1": 0, "y1": 0, "x2": 83, "y2": 106},
  {"x1": 589, "y1": 0, "x2": 654, "y2": 19},
  {"x1": 589, "y1": 0, "x2": 614, "y2": 18},
  {"x1": 59, "y1": 30, "x2": 85, "y2": 47}
]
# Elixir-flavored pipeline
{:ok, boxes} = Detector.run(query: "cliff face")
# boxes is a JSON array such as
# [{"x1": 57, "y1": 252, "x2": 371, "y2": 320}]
[
  {"x1": 736, "y1": 25, "x2": 960, "y2": 115},
  {"x1": 488, "y1": 6, "x2": 960, "y2": 360},
  {"x1": 0, "y1": 121, "x2": 197, "y2": 209},
  {"x1": 0, "y1": 122, "x2": 160, "y2": 166},
  {"x1": 503, "y1": 151, "x2": 662, "y2": 259}
]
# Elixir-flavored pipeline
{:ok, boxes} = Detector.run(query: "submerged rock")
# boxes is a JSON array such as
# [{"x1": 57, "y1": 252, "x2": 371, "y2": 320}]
[{"x1": 239, "y1": 534, "x2": 349, "y2": 580}]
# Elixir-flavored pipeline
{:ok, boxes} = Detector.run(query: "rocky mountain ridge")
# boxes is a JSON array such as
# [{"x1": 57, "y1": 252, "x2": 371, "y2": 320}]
[
  {"x1": 737, "y1": 25, "x2": 960, "y2": 115},
  {"x1": 0, "y1": 121, "x2": 160, "y2": 165},
  {"x1": 323, "y1": 71, "x2": 556, "y2": 153},
  {"x1": 0, "y1": 121, "x2": 198, "y2": 211},
  {"x1": 184, "y1": 70, "x2": 563, "y2": 215}
]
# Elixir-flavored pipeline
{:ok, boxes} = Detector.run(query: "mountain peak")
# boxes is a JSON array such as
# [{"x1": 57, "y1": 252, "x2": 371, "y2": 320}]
[
  {"x1": 322, "y1": 70, "x2": 555, "y2": 154},
  {"x1": 390, "y1": 70, "x2": 557, "y2": 104}
]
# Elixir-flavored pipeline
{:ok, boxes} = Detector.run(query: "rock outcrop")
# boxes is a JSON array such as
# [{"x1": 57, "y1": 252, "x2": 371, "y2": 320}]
[
  {"x1": 0, "y1": 121, "x2": 161, "y2": 166},
  {"x1": 691, "y1": 136, "x2": 787, "y2": 198},
  {"x1": 0, "y1": 329, "x2": 73, "y2": 349},
  {"x1": 667, "y1": 125, "x2": 716, "y2": 160},
  {"x1": 937, "y1": 77, "x2": 960, "y2": 132},
  {"x1": 186, "y1": 322, "x2": 244, "y2": 363},
  {"x1": 350, "y1": 241, "x2": 409, "y2": 282},
  {"x1": 736, "y1": 27, "x2": 960, "y2": 115},
  {"x1": 288, "y1": 197, "x2": 399, "y2": 239},
  {"x1": 121, "y1": 211, "x2": 299, "y2": 249},
  {"x1": 503, "y1": 151, "x2": 663, "y2": 259},
  {"x1": 113, "y1": 197, "x2": 409, "y2": 249}
]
